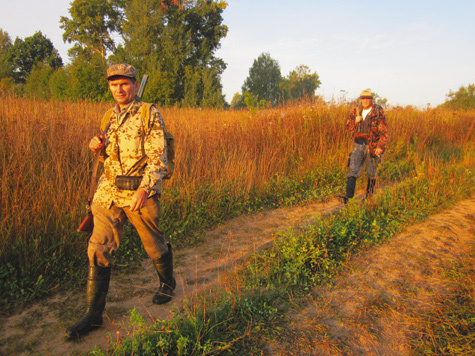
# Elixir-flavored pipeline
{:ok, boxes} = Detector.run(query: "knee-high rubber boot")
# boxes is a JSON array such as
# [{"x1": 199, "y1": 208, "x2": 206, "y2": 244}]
[
  {"x1": 366, "y1": 178, "x2": 376, "y2": 199},
  {"x1": 340, "y1": 176, "x2": 357, "y2": 204},
  {"x1": 339, "y1": 176, "x2": 357, "y2": 204},
  {"x1": 66, "y1": 266, "x2": 111, "y2": 338},
  {"x1": 152, "y1": 243, "x2": 176, "y2": 305},
  {"x1": 346, "y1": 176, "x2": 357, "y2": 199}
]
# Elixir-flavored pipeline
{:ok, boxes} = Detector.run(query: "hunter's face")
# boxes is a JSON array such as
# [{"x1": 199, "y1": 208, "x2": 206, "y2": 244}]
[
  {"x1": 360, "y1": 97, "x2": 373, "y2": 109},
  {"x1": 109, "y1": 77, "x2": 138, "y2": 108}
]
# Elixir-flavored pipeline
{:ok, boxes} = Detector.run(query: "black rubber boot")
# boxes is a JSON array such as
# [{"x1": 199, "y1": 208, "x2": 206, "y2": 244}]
[
  {"x1": 365, "y1": 178, "x2": 376, "y2": 199},
  {"x1": 339, "y1": 176, "x2": 357, "y2": 204},
  {"x1": 66, "y1": 266, "x2": 111, "y2": 338},
  {"x1": 346, "y1": 176, "x2": 357, "y2": 199},
  {"x1": 152, "y1": 243, "x2": 176, "y2": 305}
]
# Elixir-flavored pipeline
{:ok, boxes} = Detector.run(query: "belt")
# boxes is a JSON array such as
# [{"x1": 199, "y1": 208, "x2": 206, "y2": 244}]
[{"x1": 354, "y1": 132, "x2": 369, "y2": 139}]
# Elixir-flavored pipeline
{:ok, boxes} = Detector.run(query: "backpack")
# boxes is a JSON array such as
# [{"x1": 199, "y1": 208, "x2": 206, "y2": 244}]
[{"x1": 100, "y1": 103, "x2": 175, "y2": 180}]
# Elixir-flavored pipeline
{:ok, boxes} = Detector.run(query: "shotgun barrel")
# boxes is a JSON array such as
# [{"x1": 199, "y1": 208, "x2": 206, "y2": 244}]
[{"x1": 137, "y1": 74, "x2": 149, "y2": 99}]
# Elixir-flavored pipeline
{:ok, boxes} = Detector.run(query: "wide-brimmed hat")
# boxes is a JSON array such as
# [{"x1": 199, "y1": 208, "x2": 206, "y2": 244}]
[
  {"x1": 359, "y1": 89, "x2": 373, "y2": 99},
  {"x1": 105, "y1": 63, "x2": 137, "y2": 80}
]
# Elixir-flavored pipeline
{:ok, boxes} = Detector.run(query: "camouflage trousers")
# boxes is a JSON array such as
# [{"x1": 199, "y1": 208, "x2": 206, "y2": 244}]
[
  {"x1": 347, "y1": 141, "x2": 382, "y2": 179},
  {"x1": 88, "y1": 195, "x2": 168, "y2": 267}
]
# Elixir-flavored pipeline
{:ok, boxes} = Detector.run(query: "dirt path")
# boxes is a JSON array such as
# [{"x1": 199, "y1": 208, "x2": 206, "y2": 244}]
[
  {"x1": 1, "y1": 194, "x2": 474, "y2": 355},
  {"x1": 267, "y1": 196, "x2": 475, "y2": 355}
]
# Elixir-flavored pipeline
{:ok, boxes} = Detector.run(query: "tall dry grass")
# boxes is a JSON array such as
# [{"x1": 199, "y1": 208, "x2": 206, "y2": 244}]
[
  {"x1": 0, "y1": 97, "x2": 109, "y2": 263},
  {"x1": 163, "y1": 103, "x2": 349, "y2": 210},
  {"x1": 0, "y1": 95, "x2": 474, "y2": 307}
]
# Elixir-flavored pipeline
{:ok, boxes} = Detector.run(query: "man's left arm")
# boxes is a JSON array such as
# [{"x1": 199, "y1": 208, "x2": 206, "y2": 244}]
[{"x1": 139, "y1": 106, "x2": 168, "y2": 194}]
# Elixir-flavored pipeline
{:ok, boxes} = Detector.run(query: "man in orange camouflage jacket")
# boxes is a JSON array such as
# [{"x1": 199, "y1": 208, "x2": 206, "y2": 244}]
[{"x1": 340, "y1": 89, "x2": 389, "y2": 204}]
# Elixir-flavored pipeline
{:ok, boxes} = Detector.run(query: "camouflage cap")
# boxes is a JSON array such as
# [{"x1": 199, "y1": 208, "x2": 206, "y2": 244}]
[
  {"x1": 106, "y1": 63, "x2": 137, "y2": 80},
  {"x1": 360, "y1": 89, "x2": 373, "y2": 99}
]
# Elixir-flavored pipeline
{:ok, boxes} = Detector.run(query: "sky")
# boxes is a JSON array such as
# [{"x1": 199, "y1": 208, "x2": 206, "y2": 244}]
[{"x1": 1, "y1": 0, "x2": 474, "y2": 107}]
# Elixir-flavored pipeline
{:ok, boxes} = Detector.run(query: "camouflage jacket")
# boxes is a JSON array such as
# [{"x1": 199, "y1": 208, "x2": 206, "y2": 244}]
[
  {"x1": 93, "y1": 99, "x2": 168, "y2": 209},
  {"x1": 346, "y1": 105, "x2": 389, "y2": 157}
]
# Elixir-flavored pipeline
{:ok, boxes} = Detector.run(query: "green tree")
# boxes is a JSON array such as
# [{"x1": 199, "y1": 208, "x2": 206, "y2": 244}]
[
  {"x1": 8, "y1": 31, "x2": 63, "y2": 84},
  {"x1": 241, "y1": 52, "x2": 282, "y2": 106},
  {"x1": 372, "y1": 92, "x2": 388, "y2": 107},
  {"x1": 49, "y1": 68, "x2": 71, "y2": 100},
  {"x1": 441, "y1": 84, "x2": 475, "y2": 110},
  {"x1": 66, "y1": 57, "x2": 110, "y2": 101},
  {"x1": 230, "y1": 92, "x2": 245, "y2": 109},
  {"x1": 115, "y1": 0, "x2": 228, "y2": 107},
  {"x1": 0, "y1": 29, "x2": 13, "y2": 80},
  {"x1": 60, "y1": 0, "x2": 124, "y2": 61},
  {"x1": 280, "y1": 65, "x2": 321, "y2": 102},
  {"x1": 23, "y1": 63, "x2": 55, "y2": 99},
  {"x1": 60, "y1": 0, "x2": 124, "y2": 100},
  {"x1": 201, "y1": 65, "x2": 227, "y2": 108},
  {"x1": 60, "y1": 0, "x2": 227, "y2": 105}
]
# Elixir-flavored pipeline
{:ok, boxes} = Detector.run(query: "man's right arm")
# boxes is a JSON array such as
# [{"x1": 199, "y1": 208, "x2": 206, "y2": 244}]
[
  {"x1": 89, "y1": 135, "x2": 105, "y2": 153},
  {"x1": 346, "y1": 108, "x2": 361, "y2": 131}
]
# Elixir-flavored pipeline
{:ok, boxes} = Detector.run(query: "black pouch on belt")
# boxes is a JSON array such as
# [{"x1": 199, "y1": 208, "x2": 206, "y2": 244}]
[{"x1": 115, "y1": 175, "x2": 143, "y2": 190}]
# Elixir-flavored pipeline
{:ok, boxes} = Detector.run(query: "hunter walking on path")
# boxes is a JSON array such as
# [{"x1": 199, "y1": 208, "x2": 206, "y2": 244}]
[
  {"x1": 340, "y1": 89, "x2": 389, "y2": 204},
  {"x1": 66, "y1": 64, "x2": 175, "y2": 338}
]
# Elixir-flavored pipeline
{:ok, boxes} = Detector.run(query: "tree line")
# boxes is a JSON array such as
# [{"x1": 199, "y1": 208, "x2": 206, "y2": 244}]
[
  {"x1": 441, "y1": 83, "x2": 475, "y2": 110},
  {"x1": 0, "y1": 0, "x2": 323, "y2": 109},
  {"x1": 230, "y1": 52, "x2": 321, "y2": 110},
  {"x1": 3, "y1": 0, "x2": 470, "y2": 110}
]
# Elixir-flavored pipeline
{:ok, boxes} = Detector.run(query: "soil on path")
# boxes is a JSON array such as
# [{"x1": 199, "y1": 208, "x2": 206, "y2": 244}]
[
  {"x1": 1, "y1": 194, "x2": 474, "y2": 355},
  {"x1": 267, "y1": 196, "x2": 475, "y2": 355}
]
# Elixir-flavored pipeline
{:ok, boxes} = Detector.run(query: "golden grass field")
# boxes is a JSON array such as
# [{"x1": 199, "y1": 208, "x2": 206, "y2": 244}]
[
  {"x1": 0, "y1": 95, "x2": 473, "y2": 290},
  {"x1": 1, "y1": 95, "x2": 474, "y2": 355}
]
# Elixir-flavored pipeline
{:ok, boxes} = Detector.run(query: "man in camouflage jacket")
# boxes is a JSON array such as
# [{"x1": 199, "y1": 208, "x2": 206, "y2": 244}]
[
  {"x1": 66, "y1": 64, "x2": 175, "y2": 338},
  {"x1": 340, "y1": 89, "x2": 389, "y2": 203}
]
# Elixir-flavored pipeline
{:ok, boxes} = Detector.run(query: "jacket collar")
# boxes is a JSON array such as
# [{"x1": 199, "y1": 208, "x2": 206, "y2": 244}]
[{"x1": 114, "y1": 99, "x2": 142, "y2": 125}]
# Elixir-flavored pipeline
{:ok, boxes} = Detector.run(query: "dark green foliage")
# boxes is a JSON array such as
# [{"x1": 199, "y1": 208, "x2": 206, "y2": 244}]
[
  {"x1": 114, "y1": 0, "x2": 228, "y2": 107},
  {"x1": 23, "y1": 64, "x2": 55, "y2": 99},
  {"x1": 441, "y1": 84, "x2": 475, "y2": 110},
  {"x1": 0, "y1": 29, "x2": 13, "y2": 81},
  {"x1": 59, "y1": 0, "x2": 123, "y2": 100},
  {"x1": 65, "y1": 55, "x2": 110, "y2": 101},
  {"x1": 8, "y1": 31, "x2": 63, "y2": 84},
  {"x1": 240, "y1": 55, "x2": 322, "y2": 107},
  {"x1": 280, "y1": 65, "x2": 321, "y2": 102},
  {"x1": 0, "y1": 1, "x2": 228, "y2": 105},
  {"x1": 241, "y1": 52, "x2": 283, "y2": 106},
  {"x1": 48, "y1": 67, "x2": 71, "y2": 100},
  {"x1": 60, "y1": 0, "x2": 124, "y2": 60}
]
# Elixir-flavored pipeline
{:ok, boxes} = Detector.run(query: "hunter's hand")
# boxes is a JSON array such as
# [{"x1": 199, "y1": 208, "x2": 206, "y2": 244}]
[
  {"x1": 355, "y1": 115, "x2": 363, "y2": 123},
  {"x1": 89, "y1": 135, "x2": 105, "y2": 153},
  {"x1": 130, "y1": 188, "x2": 148, "y2": 212},
  {"x1": 374, "y1": 147, "x2": 383, "y2": 156}
]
